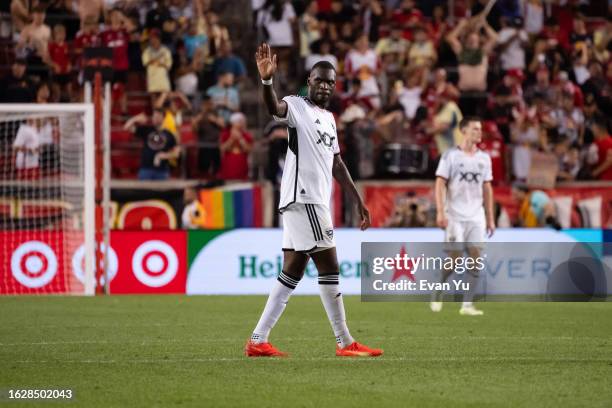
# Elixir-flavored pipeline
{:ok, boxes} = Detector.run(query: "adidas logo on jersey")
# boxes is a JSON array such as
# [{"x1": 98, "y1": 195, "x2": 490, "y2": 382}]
[
  {"x1": 315, "y1": 119, "x2": 321, "y2": 124},
  {"x1": 300, "y1": 189, "x2": 306, "y2": 194}
]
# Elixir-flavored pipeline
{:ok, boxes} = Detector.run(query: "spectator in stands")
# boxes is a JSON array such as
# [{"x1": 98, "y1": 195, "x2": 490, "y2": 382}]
[
  {"x1": 142, "y1": 29, "x2": 173, "y2": 99},
  {"x1": 422, "y1": 68, "x2": 459, "y2": 110},
  {"x1": 427, "y1": 4, "x2": 450, "y2": 47},
  {"x1": 48, "y1": 24, "x2": 72, "y2": 102},
  {"x1": 523, "y1": 0, "x2": 544, "y2": 36},
  {"x1": 194, "y1": 95, "x2": 225, "y2": 178},
  {"x1": 10, "y1": 0, "x2": 30, "y2": 35},
  {"x1": 12, "y1": 119, "x2": 41, "y2": 180},
  {"x1": 263, "y1": 121, "x2": 288, "y2": 186},
  {"x1": 393, "y1": 66, "x2": 426, "y2": 120},
  {"x1": 551, "y1": 91, "x2": 584, "y2": 144},
  {"x1": 206, "y1": 71, "x2": 240, "y2": 125},
  {"x1": 212, "y1": 40, "x2": 246, "y2": 84},
  {"x1": 74, "y1": 16, "x2": 101, "y2": 72},
  {"x1": 183, "y1": 19, "x2": 207, "y2": 62},
  {"x1": 446, "y1": 14, "x2": 498, "y2": 116},
  {"x1": 101, "y1": 8, "x2": 130, "y2": 114},
  {"x1": 305, "y1": 39, "x2": 338, "y2": 72},
  {"x1": 257, "y1": 0, "x2": 296, "y2": 87},
  {"x1": 123, "y1": 109, "x2": 180, "y2": 180},
  {"x1": 496, "y1": 16, "x2": 528, "y2": 72},
  {"x1": 408, "y1": 25, "x2": 436, "y2": 68},
  {"x1": 428, "y1": 89, "x2": 463, "y2": 155},
  {"x1": 219, "y1": 112, "x2": 253, "y2": 180},
  {"x1": 511, "y1": 104, "x2": 541, "y2": 181},
  {"x1": 492, "y1": 69, "x2": 524, "y2": 142},
  {"x1": 587, "y1": 115, "x2": 612, "y2": 181},
  {"x1": 513, "y1": 183, "x2": 561, "y2": 229},
  {"x1": 0, "y1": 58, "x2": 34, "y2": 103},
  {"x1": 45, "y1": 0, "x2": 80, "y2": 41},
  {"x1": 593, "y1": 16, "x2": 611, "y2": 64},
  {"x1": 345, "y1": 34, "x2": 382, "y2": 109},
  {"x1": 375, "y1": 23, "x2": 410, "y2": 67},
  {"x1": 299, "y1": 0, "x2": 321, "y2": 63},
  {"x1": 555, "y1": 138, "x2": 581, "y2": 181},
  {"x1": 361, "y1": 0, "x2": 383, "y2": 43},
  {"x1": 17, "y1": 5, "x2": 51, "y2": 80},
  {"x1": 35, "y1": 82, "x2": 51, "y2": 104},
  {"x1": 174, "y1": 43, "x2": 200, "y2": 99}
]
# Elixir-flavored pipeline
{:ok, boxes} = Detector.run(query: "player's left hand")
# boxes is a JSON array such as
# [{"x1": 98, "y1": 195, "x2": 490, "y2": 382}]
[
  {"x1": 486, "y1": 221, "x2": 495, "y2": 238},
  {"x1": 359, "y1": 204, "x2": 371, "y2": 231}
]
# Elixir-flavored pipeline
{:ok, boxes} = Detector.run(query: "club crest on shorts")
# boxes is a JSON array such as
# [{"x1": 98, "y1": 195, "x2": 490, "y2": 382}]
[{"x1": 325, "y1": 229, "x2": 333, "y2": 239}]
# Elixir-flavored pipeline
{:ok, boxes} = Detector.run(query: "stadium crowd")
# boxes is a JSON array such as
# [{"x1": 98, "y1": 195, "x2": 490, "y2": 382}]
[{"x1": 0, "y1": 0, "x2": 610, "y2": 185}]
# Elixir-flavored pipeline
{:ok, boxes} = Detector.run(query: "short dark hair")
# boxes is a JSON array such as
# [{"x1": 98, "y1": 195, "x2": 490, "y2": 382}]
[
  {"x1": 311, "y1": 60, "x2": 336, "y2": 73},
  {"x1": 592, "y1": 114, "x2": 608, "y2": 132},
  {"x1": 459, "y1": 116, "x2": 481, "y2": 130}
]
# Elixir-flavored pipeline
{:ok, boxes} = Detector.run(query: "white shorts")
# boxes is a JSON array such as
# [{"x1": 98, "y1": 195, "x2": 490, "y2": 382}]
[
  {"x1": 444, "y1": 219, "x2": 486, "y2": 252},
  {"x1": 281, "y1": 203, "x2": 335, "y2": 253}
]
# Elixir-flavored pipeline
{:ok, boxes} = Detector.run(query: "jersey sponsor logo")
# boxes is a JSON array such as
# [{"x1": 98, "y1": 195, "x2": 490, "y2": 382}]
[
  {"x1": 316, "y1": 130, "x2": 335, "y2": 149},
  {"x1": 459, "y1": 172, "x2": 481, "y2": 183}
]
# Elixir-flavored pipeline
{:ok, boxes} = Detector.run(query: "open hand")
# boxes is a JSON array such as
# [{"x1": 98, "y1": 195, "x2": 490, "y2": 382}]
[{"x1": 255, "y1": 43, "x2": 277, "y2": 80}]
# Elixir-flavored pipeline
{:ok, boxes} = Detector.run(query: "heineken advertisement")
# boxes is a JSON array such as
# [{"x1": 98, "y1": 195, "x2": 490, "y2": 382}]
[{"x1": 185, "y1": 229, "x2": 604, "y2": 295}]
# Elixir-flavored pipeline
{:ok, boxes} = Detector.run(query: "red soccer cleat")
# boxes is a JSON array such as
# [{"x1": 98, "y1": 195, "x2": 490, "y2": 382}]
[
  {"x1": 336, "y1": 341, "x2": 383, "y2": 357},
  {"x1": 244, "y1": 341, "x2": 288, "y2": 357}
]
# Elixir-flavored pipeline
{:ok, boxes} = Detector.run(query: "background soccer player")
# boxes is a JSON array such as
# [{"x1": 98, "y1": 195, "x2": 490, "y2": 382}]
[
  {"x1": 245, "y1": 43, "x2": 382, "y2": 357},
  {"x1": 432, "y1": 117, "x2": 495, "y2": 316}
]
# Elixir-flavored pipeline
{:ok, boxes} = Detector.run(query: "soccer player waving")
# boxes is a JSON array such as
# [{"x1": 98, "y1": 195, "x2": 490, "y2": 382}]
[
  {"x1": 432, "y1": 117, "x2": 495, "y2": 316},
  {"x1": 245, "y1": 43, "x2": 383, "y2": 357}
]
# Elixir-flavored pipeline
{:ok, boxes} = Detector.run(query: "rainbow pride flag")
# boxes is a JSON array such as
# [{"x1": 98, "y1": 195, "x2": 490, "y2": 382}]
[{"x1": 198, "y1": 183, "x2": 272, "y2": 229}]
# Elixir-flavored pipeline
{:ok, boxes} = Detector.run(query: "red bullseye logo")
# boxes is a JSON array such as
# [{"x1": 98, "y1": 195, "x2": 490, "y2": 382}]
[
  {"x1": 132, "y1": 240, "x2": 178, "y2": 287},
  {"x1": 11, "y1": 241, "x2": 58, "y2": 288}
]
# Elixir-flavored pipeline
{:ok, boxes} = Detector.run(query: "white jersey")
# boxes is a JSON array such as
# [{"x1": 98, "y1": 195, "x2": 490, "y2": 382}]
[
  {"x1": 273, "y1": 95, "x2": 340, "y2": 211},
  {"x1": 436, "y1": 147, "x2": 492, "y2": 222},
  {"x1": 13, "y1": 123, "x2": 40, "y2": 170}
]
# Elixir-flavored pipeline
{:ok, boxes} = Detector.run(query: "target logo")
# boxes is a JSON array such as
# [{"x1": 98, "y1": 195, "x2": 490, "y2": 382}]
[
  {"x1": 131, "y1": 240, "x2": 179, "y2": 287},
  {"x1": 11, "y1": 241, "x2": 58, "y2": 288},
  {"x1": 72, "y1": 243, "x2": 119, "y2": 286}
]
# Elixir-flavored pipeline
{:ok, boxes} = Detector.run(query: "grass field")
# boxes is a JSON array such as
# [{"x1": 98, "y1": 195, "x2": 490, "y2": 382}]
[{"x1": 0, "y1": 296, "x2": 611, "y2": 408}]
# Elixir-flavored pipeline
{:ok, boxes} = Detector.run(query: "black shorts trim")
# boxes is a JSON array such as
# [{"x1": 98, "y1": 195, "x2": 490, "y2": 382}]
[{"x1": 305, "y1": 204, "x2": 323, "y2": 241}]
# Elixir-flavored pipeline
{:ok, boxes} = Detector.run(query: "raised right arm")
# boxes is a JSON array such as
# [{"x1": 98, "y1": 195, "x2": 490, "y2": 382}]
[{"x1": 255, "y1": 43, "x2": 288, "y2": 118}]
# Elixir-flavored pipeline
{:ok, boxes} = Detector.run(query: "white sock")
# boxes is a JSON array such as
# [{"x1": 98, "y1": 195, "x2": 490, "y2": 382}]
[
  {"x1": 318, "y1": 274, "x2": 354, "y2": 348},
  {"x1": 462, "y1": 301, "x2": 473, "y2": 308},
  {"x1": 251, "y1": 271, "x2": 300, "y2": 344}
]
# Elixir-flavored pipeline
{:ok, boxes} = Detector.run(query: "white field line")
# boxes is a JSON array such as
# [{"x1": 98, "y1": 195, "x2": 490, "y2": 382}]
[
  {"x1": 8, "y1": 356, "x2": 612, "y2": 364},
  {"x1": 0, "y1": 336, "x2": 598, "y2": 347}
]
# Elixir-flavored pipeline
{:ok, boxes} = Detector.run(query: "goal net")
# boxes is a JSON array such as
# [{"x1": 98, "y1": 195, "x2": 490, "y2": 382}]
[{"x1": 0, "y1": 104, "x2": 95, "y2": 295}]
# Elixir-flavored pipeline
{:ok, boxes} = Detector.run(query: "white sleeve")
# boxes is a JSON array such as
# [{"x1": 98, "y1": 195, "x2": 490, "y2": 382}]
[
  {"x1": 435, "y1": 151, "x2": 451, "y2": 179},
  {"x1": 483, "y1": 154, "x2": 493, "y2": 182},
  {"x1": 333, "y1": 119, "x2": 340, "y2": 155},
  {"x1": 12, "y1": 126, "x2": 26, "y2": 148},
  {"x1": 272, "y1": 95, "x2": 300, "y2": 128}
]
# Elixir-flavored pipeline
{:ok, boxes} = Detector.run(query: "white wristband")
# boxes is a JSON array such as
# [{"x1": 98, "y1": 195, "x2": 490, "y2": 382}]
[{"x1": 261, "y1": 78, "x2": 273, "y2": 86}]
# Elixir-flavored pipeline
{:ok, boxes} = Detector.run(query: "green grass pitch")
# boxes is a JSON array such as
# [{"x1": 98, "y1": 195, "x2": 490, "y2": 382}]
[{"x1": 1, "y1": 296, "x2": 611, "y2": 407}]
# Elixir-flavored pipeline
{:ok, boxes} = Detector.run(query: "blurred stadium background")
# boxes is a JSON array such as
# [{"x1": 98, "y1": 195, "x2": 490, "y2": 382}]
[
  {"x1": 0, "y1": 1, "x2": 611, "y2": 407},
  {"x1": 0, "y1": 0, "x2": 610, "y2": 295}
]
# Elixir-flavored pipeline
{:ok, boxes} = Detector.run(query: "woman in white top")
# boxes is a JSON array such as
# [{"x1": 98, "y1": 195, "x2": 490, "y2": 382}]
[{"x1": 257, "y1": 0, "x2": 296, "y2": 87}]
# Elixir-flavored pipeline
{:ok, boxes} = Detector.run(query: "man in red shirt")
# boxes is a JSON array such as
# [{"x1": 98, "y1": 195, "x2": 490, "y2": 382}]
[
  {"x1": 477, "y1": 121, "x2": 507, "y2": 184},
  {"x1": 48, "y1": 24, "x2": 71, "y2": 100},
  {"x1": 219, "y1": 112, "x2": 253, "y2": 180},
  {"x1": 101, "y1": 8, "x2": 130, "y2": 113},
  {"x1": 74, "y1": 16, "x2": 100, "y2": 69},
  {"x1": 589, "y1": 115, "x2": 612, "y2": 180}
]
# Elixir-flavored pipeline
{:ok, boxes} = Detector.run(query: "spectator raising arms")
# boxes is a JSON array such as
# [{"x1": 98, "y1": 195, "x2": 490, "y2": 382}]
[
  {"x1": 123, "y1": 110, "x2": 180, "y2": 180},
  {"x1": 446, "y1": 13, "x2": 498, "y2": 116}
]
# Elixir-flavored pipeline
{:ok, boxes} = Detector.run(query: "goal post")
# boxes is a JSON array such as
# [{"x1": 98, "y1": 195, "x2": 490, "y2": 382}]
[{"x1": 0, "y1": 103, "x2": 96, "y2": 295}]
